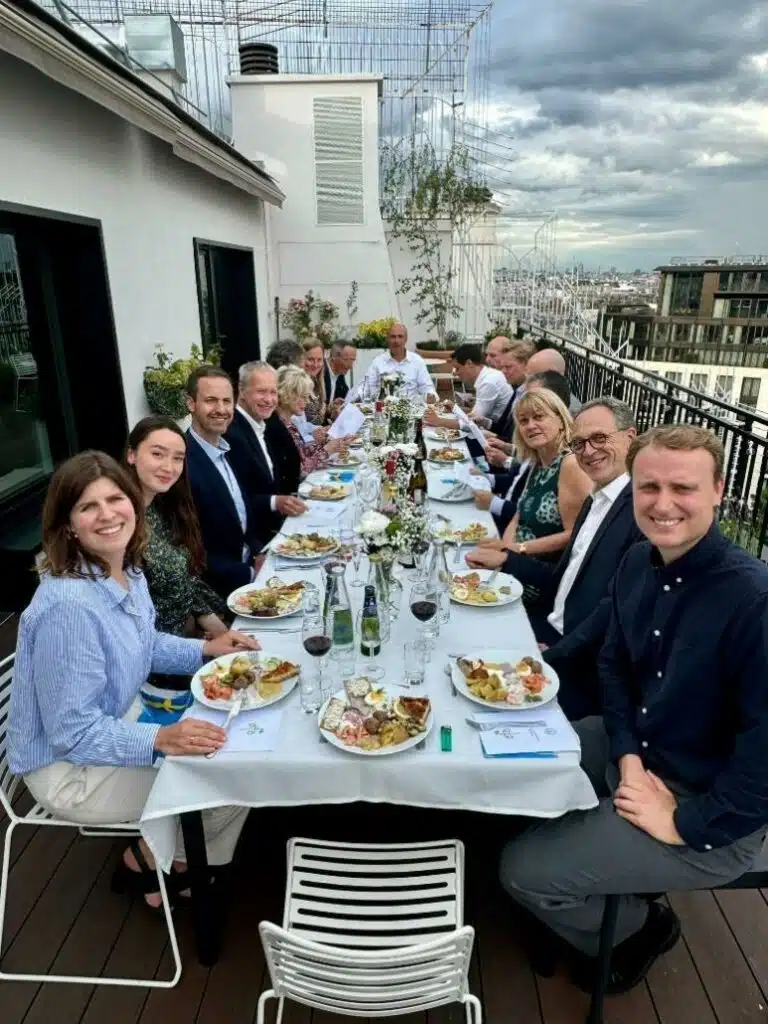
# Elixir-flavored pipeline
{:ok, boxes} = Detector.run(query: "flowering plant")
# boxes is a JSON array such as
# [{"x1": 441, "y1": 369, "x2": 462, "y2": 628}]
[{"x1": 280, "y1": 290, "x2": 339, "y2": 341}]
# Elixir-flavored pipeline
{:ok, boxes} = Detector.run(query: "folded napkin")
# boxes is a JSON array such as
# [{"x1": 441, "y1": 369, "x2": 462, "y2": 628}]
[{"x1": 477, "y1": 705, "x2": 581, "y2": 759}]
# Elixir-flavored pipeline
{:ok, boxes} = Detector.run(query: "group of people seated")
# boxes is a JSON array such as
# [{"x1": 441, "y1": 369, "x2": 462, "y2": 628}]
[
  {"x1": 7, "y1": 324, "x2": 768, "y2": 999},
  {"x1": 453, "y1": 342, "x2": 768, "y2": 993}
]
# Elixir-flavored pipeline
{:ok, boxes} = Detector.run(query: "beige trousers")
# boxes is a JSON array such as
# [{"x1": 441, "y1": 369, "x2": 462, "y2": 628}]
[{"x1": 24, "y1": 703, "x2": 248, "y2": 866}]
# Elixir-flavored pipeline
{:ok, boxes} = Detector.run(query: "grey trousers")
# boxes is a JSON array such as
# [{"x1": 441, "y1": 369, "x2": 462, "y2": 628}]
[{"x1": 499, "y1": 717, "x2": 766, "y2": 955}]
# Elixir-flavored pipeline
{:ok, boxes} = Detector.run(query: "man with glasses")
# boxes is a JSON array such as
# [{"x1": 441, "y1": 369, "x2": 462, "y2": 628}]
[{"x1": 467, "y1": 397, "x2": 641, "y2": 719}]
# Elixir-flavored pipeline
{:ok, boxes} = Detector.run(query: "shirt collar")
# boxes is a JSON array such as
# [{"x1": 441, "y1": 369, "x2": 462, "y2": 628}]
[
  {"x1": 384, "y1": 351, "x2": 412, "y2": 365},
  {"x1": 237, "y1": 405, "x2": 266, "y2": 436},
  {"x1": 649, "y1": 522, "x2": 729, "y2": 581},
  {"x1": 190, "y1": 427, "x2": 230, "y2": 458},
  {"x1": 593, "y1": 472, "x2": 630, "y2": 505},
  {"x1": 93, "y1": 568, "x2": 139, "y2": 608}
]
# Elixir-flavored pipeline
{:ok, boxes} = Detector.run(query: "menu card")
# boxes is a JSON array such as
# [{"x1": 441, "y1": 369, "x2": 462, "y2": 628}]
[
  {"x1": 328, "y1": 403, "x2": 365, "y2": 440},
  {"x1": 186, "y1": 704, "x2": 284, "y2": 754},
  {"x1": 476, "y1": 704, "x2": 581, "y2": 759},
  {"x1": 452, "y1": 405, "x2": 487, "y2": 448}
]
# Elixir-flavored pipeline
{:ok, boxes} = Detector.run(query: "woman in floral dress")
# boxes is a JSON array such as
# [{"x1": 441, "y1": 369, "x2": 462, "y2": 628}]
[
  {"x1": 124, "y1": 415, "x2": 230, "y2": 722},
  {"x1": 302, "y1": 339, "x2": 328, "y2": 425}
]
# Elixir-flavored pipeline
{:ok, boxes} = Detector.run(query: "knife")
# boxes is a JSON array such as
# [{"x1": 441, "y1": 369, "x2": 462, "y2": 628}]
[{"x1": 206, "y1": 685, "x2": 250, "y2": 758}]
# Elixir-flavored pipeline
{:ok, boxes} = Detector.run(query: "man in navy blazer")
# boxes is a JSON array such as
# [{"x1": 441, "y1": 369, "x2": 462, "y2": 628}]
[
  {"x1": 184, "y1": 365, "x2": 266, "y2": 599},
  {"x1": 225, "y1": 361, "x2": 305, "y2": 549},
  {"x1": 467, "y1": 397, "x2": 642, "y2": 719}
]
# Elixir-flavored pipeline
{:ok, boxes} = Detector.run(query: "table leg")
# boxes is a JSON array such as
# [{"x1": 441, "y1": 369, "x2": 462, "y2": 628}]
[{"x1": 180, "y1": 810, "x2": 220, "y2": 966}]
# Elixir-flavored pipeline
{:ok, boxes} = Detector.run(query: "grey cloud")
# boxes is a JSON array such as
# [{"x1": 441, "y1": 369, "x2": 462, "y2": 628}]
[{"x1": 491, "y1": 0, "x2": 768, "y2": 94}]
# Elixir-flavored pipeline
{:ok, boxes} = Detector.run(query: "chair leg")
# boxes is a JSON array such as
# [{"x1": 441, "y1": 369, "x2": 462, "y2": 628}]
[
  {"x1": 0, "y1": 819, "x2": 16, "y2": 961},
  {"x1": 464, "y1": 992, "x2": 483, "y2": 1023},
  {"x1": 0, "y1": 820, "x2": 181, "y2": 987},
  {"x1": 586, "y1": 894, "x2": 620, "y2": 1024},
  {"x1": 256, "y1": 988, "x2": 277, "y2": 1024}
]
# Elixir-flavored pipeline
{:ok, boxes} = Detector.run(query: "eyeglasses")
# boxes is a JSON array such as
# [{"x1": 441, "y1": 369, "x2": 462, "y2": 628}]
[{"x1": 569, "y1": 431, "x2": 622, "y2": 455}]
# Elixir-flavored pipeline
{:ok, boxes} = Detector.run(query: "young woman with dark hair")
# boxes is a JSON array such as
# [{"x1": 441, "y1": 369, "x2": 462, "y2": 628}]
[
  {"x1": 124, "y1": 415, "x2": 230, "y2": 722},
  {"x1": 9, "y1": 451, "x2": 257, "y2": 907}
]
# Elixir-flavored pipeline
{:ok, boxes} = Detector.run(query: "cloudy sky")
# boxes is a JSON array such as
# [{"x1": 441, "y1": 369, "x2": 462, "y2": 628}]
[{"x1": 483, "y1": 0, "x2": 768, "y2": 269}]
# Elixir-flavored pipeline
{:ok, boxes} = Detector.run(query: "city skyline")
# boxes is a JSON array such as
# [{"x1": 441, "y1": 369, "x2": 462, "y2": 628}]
[{"x1": 488, "y1": 0, "x2": 768, "y2": 270}]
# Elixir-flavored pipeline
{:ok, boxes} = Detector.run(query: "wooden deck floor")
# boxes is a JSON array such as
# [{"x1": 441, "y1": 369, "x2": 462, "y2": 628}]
[{"x1": 2, "y1": 798, "x2": 768, "y2": 1024}]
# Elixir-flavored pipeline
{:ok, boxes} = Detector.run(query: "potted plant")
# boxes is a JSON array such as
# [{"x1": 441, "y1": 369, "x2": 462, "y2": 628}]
[
  {"x1": 143, "y1": 343, "x2": 220, "y2": 420},
  {"x1": 281, "y1": 290, "x2": 340, "y2": 344}
]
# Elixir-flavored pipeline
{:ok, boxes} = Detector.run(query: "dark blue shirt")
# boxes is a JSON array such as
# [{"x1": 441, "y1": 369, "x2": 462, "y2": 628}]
[{"x1": 599, "y1": 524, "x2": 768, "y2": 852}]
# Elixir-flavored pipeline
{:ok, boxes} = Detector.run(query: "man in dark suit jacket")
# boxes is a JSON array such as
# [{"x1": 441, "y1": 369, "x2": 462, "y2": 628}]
[
  {"x1": 184, "y1": 365, "x2": 267, "y2": 598},
  {"x1": 225, "y1": 361, "x2": 305, "y2": 548},
  {"x1": 324, "y1": 341, "x2": 357, "y2": 413},
  {"x1": 467, "y1": 397, "x2": 642, "y2": 719}
]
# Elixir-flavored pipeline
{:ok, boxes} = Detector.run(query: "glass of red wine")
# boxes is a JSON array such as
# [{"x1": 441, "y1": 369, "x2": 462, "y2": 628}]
[
  {"x1": 301, "y1": 612, "x2": 331, "y2": 712},
  {"x1": 409, "y1": 581, "x2": 438, "y2": 644}
]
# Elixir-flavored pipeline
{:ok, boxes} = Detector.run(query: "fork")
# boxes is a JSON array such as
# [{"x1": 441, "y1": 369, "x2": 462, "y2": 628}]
[{"x1": 478, "y1": 568, "x2": 501, "y2": 592}]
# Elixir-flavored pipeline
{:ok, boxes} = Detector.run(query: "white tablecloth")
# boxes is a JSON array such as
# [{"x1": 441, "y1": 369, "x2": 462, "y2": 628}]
[{"x1": 141, "y1": 435, "x2": 598, "y2": 869}]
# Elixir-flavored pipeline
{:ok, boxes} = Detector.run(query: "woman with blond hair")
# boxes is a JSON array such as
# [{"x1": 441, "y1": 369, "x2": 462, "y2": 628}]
[
  {"x1": 468, "y1": 390, "x2": 591, "y2": 597},
  {"x1": 276, "y1": 365, "x2": 347, "y2": 477}
]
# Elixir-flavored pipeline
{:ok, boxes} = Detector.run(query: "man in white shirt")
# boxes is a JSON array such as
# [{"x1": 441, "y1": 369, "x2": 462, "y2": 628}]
[
  {"x1": 423, "y1": 343, "x2": 512, "y2": 431},
  {"x1": 466, "y1": 397, "x2": 642, "y2": 719},
  {"x1": 349, "y1": 322, "x2": 437, "y2": 400}
]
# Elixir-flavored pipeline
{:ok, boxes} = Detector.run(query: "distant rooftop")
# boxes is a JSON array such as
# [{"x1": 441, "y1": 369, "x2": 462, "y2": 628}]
[{"x1": 657, "y1": 256, "x2": 768, "y2": 272}]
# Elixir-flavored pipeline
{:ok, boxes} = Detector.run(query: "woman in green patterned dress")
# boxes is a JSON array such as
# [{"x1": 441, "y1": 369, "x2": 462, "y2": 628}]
[
  {"x1": 124, "y1": 415, "x2": 230, "y2": 723},
  {"x1": 500, "y1": 389, "x2": 591, "y2": 600}
]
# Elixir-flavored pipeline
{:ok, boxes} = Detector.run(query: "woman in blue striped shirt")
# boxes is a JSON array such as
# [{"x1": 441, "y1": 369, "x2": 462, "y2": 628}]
[{"x1": 8, "y1": 451, "x2": 258, "y2": 908}]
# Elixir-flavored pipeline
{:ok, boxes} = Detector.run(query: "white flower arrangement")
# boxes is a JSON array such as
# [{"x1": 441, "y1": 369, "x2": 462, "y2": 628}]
[{"x1": 356, "y1": 510, "x2": 391, "y2": 548}]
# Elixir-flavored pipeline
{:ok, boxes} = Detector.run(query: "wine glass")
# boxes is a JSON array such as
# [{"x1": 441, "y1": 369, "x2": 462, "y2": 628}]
[
  {"x1": 409, "y1": 581, "x2": 438, "y2": 643},
  {"x1": 349, "y1": 536, "x2": 365, "y2": 587},
  {"x1": 408, "y1": 539, "x2": 431, "y2": 581},
  {"x1": 301, "y1": 611, "x2": 331, "y2": 713}
]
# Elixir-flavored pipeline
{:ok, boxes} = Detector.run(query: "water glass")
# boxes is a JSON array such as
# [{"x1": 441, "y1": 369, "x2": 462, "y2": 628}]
[
  {"x1": 299, "y1": 670, "x2": 323, "y2": 713},
  {"x1": 403, "y1": 642, "x2": 428, "y2": 687}
]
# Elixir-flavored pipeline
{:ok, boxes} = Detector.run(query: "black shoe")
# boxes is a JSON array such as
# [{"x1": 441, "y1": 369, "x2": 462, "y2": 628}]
[{"x1": 572, "y1": 903, "x2": 681, "y2": 996}]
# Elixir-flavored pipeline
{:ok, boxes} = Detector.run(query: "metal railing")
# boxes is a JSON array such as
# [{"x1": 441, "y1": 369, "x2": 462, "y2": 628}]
[{"x1": 519, "y1": 323, "x2": 768, "y2": 560}]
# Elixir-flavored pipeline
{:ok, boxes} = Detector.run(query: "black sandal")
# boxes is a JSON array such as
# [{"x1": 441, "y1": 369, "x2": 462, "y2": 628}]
[{"x1": 110, "y1": 840, "x2": 192, "y2": 909}]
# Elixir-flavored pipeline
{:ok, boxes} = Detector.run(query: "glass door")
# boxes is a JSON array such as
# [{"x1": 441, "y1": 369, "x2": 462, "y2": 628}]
[{"x1": 0, "y1": 233, "x2": 53, "y2": 505}]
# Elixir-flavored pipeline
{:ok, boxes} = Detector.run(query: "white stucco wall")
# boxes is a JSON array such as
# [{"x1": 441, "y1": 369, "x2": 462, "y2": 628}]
[
  {"x1": 229, "y1": 74, "x2": 400, "y2": 334},
  {"x1": 0, "y1": 53, "x2": 270, "y2": 426}
]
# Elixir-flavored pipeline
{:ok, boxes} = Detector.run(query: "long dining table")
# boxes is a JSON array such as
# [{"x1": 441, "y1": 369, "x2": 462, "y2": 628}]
[{"x1": 140, "y1": 428, "x2": 598, "y2": 964}]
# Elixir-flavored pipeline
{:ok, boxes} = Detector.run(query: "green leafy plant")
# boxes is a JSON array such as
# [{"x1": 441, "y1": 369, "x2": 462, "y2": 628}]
[
  {"x1": 381, "y1": 141, "x2": 491, "y2": 346},
  {"x1": 143, "y1": 343, "x2": 220, "y2": 419}
]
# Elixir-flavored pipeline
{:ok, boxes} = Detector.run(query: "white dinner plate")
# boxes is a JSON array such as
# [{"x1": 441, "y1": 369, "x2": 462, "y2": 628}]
[
  {"x1": 328, "y1": 454, "x2": 363, "y2": 468},
  {"x1": 274, "y1": 535, "x2": 341, "y2": 560},
  {"x1": 435, "y1": 523, "x2": 491, "y2": 546},
  {"x1": 318, "y1": 690, "x2": 434, "y2": 757},
  {"x1": 424, "y1": 428, "x2": 464, "y2": 442},
  {"x1": 449, "y1": 569, "x2": 523, "y2": 606},
  {"x1": 298, "y1": 482, "x2": 351, "y2": 501},
  {"x1": 450, "y1": 650, "x2": 560, "y2": 710},
  {"x1": 226, "y1": 581, "x2": 303, "y2": 620},
  {"x1": 427, "y1": 450, "x2": 468, "y2": 464},
  {"x1": 191, "y1": 653, "x2": 301, "y2": 711}
]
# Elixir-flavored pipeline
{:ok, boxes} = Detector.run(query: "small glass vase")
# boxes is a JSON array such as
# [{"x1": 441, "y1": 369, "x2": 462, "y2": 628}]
[
  {"x1": 388, "y1": 415, "x2": 409, "y2": 443},
  {"x1": 366, "y1": 553, "x2": 395, "y2": 642}
]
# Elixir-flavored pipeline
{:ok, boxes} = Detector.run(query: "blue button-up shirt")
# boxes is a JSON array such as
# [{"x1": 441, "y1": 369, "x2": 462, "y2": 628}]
[
  {"x1": 600, "y1": 524, "x2": 768, "y2": 851},
  {"x1": 8, "y1": 569, "x2": 205, "y2": 775}
]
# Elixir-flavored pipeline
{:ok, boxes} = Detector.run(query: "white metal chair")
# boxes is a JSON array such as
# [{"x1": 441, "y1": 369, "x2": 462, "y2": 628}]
[
  {"x1": 257, "y1": 837, "x2": 482, "y2": 1022},
  {"x1": 0, "y1": 652, "x2": 181, "y2": 987}
]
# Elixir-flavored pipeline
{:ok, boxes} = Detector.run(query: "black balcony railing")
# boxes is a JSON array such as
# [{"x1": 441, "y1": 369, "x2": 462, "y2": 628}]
[{"x1": 517, "y1": 323, "x2": 768, "y2": 560}]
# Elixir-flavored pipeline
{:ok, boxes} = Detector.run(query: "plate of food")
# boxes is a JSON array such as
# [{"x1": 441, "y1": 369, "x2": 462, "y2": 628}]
[
  {"x1": 451, "y1": 651, "x2": 559, "y2": 709},
  {"x1": 227, "y1": 579, "x2": 304, "y2": 619},
  {"x1": 450, "y1": 570, "x2": 523, "y2": 606},
  {"x1": 436, "y1": 522, "x2": 489, "y2": 545},
  {"x1": 425, "y1": 427, "x2": 463, "y2": 442},
  {"x1": 328, "y1": 452, "x2": 362, "y2": 467},
  {"x1": 319, "y1": 678, "x2": 433, "y2": 756},
  {"x1": 191, "y1": 653, "x2": 301, "y2": 711},
  {"x1": 274, "y1": 532, "x2": 340, "y2": 559},
  {"x1": 354, "y1": 403, "x2": 374, "y2": 416},
  {"x1": 428, "y1": 446, "x2": 467, "y2": 464},
  {"x1": 299, "y1": 482, "x2": 351, "y2": 501}
]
